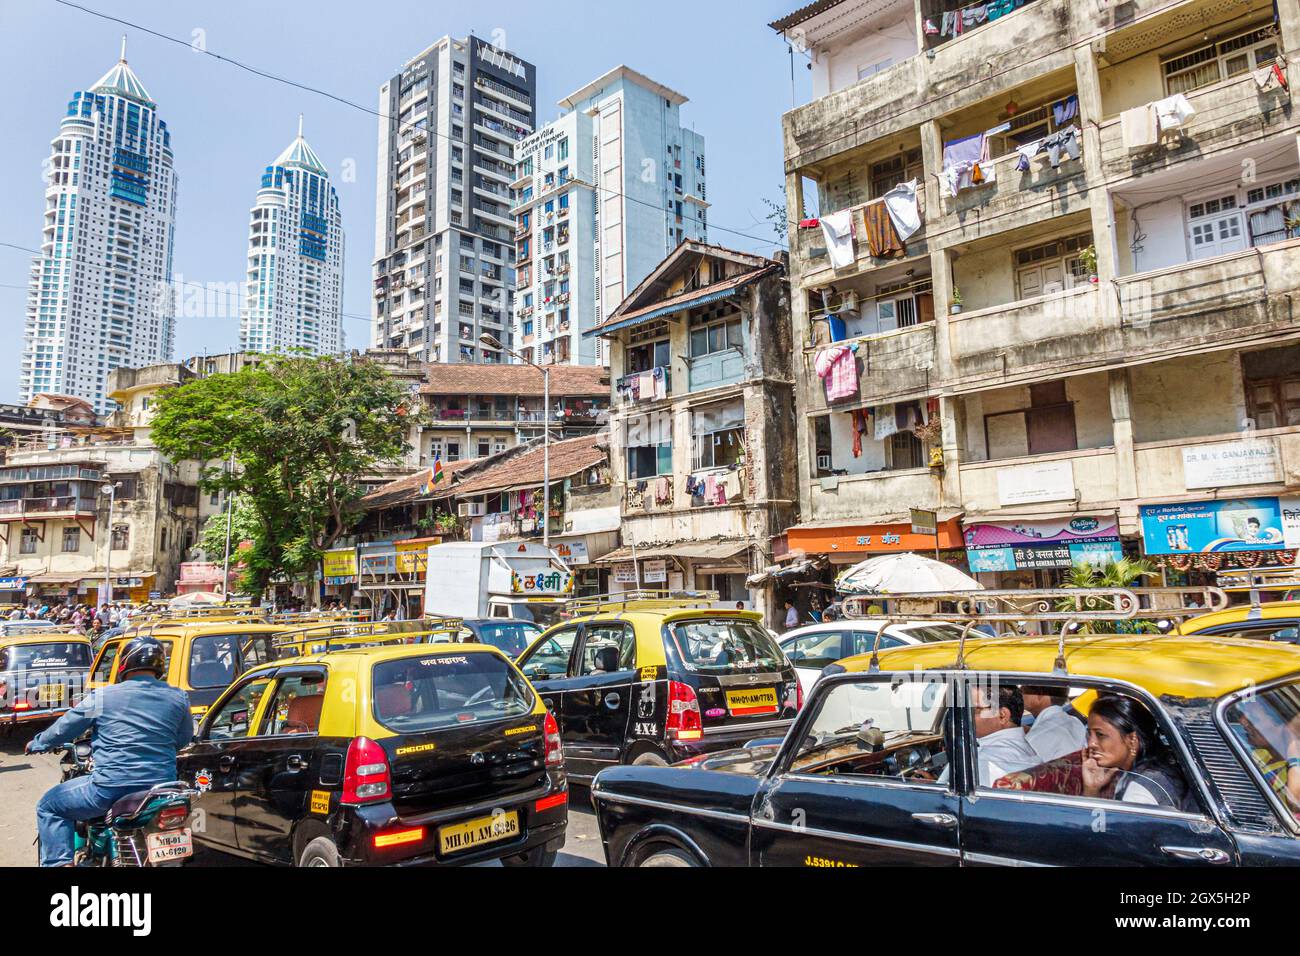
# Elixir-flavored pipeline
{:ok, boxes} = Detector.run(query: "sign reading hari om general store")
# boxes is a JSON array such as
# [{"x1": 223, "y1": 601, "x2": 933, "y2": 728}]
[{"x1": 510, "y1": 569, "x2": 574, "y2": 595}]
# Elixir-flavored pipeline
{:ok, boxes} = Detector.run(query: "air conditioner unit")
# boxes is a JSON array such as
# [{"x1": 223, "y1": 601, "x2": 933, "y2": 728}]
[{"x1": 457, "y1": 502, "x2": 485, "y2": 518}]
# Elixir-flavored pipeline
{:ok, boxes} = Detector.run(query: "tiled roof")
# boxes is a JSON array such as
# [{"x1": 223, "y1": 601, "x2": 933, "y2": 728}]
[
  {"x1": 451, "y1": 434, "x2": 606, "y2": 497},
  {"x1": 419, "y1": 363, "x2": 610, "y2": 398},
  {"x1": 360, "y1": 458, "x2": 481, "y2": 509},
  {"x1": 588, "y1": 264, "x2": 780, "y2": 337}
]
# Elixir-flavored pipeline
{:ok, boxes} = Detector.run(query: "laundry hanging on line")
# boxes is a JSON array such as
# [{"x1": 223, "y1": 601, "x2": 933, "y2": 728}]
[
  {"x1": 820, "y1": 209, "x2": 856, "y2": 269},
  {"x1": 814, "y1": 344, "x2": 860, "y2": 403}
]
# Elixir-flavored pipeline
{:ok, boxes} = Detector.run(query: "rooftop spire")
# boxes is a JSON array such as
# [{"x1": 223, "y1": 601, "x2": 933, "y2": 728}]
[
  {"x1": 120, "y1": 34, "x2": 127, "y2": 62},
  {"x1": 298, "y1": 112, "x2": 304, "y2": 138}
]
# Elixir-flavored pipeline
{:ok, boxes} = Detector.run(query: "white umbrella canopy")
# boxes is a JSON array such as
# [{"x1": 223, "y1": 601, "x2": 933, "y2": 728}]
[
  {"x1": 837, "y1": 552, "x2": 983, "y2": 595},
  {"x1": 168, "y1": 591, "x2": 228, "y2": 607}
]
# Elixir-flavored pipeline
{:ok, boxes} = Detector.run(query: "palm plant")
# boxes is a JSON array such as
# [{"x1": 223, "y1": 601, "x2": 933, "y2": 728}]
[{"x1": 1059, "y1": 557, "x2": 1159, "y2": 633}]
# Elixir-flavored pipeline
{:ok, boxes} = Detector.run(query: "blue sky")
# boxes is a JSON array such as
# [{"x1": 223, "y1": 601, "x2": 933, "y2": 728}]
[{"x1": 0, "y1": 0, "x2": 811, "y2": 402}]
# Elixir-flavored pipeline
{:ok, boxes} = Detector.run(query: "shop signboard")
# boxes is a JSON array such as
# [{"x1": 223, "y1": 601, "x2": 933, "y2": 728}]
[
  {"x1": 394, "y1": 538, "x2": 439, "y2": 575},
  {"x1": 1282, "y1": 497, "x2": 1300, "y2": 550},
  {"x1": 322, "y1": 548, "x2": 358, "y2": 584},
  {"x1": 965, "y1": 515, "x2": 1122, "y2": 573},
  {"x1": 1139, "y1": 497, "x2": 1287, "y2": 555},
  {"x1": 0, "y1": 577, "x2": 28, "y2": 591},
  {"x1": 1182, "y1": 439, "x2": 1281, "y2": 490},
  {"x1": 643, "y1": 559, "x2": 667, "y2": 584},
  {"x1": 612, "y1": 562, "x2": 638, "y2": 584},
  {"x1": 551, "y1": 539, "x2": 590, "y2": 565},
  {"x1": 996, "y1": 459, "x2": 1075, "y2": 507}
]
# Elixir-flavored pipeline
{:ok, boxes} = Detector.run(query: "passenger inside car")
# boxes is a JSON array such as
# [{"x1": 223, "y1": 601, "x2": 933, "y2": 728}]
[
  {"x1": 940, "y1": 683, "x2": 1039, "y2": 787},
  {"x1": 1022, "y1": 684, "x2": 1086, "y2": 762},
  {"x1": 1225, "y1": 684, "x2": 1300, "y2": 817}
]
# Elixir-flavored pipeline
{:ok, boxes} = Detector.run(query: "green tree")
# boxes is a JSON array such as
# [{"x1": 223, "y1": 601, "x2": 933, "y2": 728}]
[
  {"x1": 151, "y1": 354, "x2": 410, "y2": 596},
  {"x1": 1060, "y1": 557, "x2": 1159, "y2": 633}
]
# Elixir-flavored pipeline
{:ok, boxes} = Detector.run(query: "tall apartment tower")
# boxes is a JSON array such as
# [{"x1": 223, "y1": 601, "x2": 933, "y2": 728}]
[
  {"x1": 21, "y1": 39, "x2": 178, "y2": 414},
  {"x1": 239, "y1": 118, "x2": 345, "y2": 355},
  {"x1": 511, "y1": 67, "x2": 708, "y2": 366},
  {"x1": 372, "y1": 36, "x2": 536, "y2": 364}
]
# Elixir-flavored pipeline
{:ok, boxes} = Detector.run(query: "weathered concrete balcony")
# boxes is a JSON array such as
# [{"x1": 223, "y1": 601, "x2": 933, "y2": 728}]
[
  {"x1": 804, "y1": 467, "x2": 941, "y2": 525},
  {"x1": 1134, "y1": 425, "x2": 1300, "y2": 502},
  {"x1": 799, "y1": 205, "x2": 930, "y2": 286},
  {"x1": 807, "y1": 323, "x2": 938, "y2": 410},
  {"x1": 936, "y1": 146, "x2": 1090, "y2": 249},
  {"x1": 959, "y1": 446, "x2": 1120, "y2": 515},
  {"x1": 946, "y1": 241, "x2": 1300, "y2": 390},
  {"x1": 1098, "y1": 72, "x2": 1294, "y2": 183},
  {"x1": 784, "y1": 0, "x2": 1077, "y2": 171}
]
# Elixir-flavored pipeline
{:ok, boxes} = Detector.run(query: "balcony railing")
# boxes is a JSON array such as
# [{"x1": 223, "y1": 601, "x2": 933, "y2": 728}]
[{"x1": 0, "y1": 496, "x2": 98, "y2": 519}]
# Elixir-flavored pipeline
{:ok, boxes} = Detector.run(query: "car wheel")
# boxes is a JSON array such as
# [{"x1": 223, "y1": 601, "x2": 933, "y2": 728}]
[
  {"x1": 639, "y1": 847, "x2": 698, "y2": 867},
  {"x1": 297, "y1": 835, "x2": 341, "y2": 868},
  {"x1": 631, "y1": 751, "x2": 668, "y2": 767},
  {"x1": 500, "y1": 844, "x2": 558, "y2": 867}
]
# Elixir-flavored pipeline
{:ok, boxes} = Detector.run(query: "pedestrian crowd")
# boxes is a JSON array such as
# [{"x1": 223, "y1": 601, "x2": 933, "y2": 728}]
[{"x1": 4, "y1": 601, "x2": 165, "y2": 641}]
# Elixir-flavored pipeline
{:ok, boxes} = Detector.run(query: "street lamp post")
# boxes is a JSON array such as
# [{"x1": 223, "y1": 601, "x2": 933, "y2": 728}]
[
  {"x1": 480, "y1": 334, "x2": 550, "y2": 548},
  {"x1": 100, "y1": 481, "x2": 119, "y2": 606}
]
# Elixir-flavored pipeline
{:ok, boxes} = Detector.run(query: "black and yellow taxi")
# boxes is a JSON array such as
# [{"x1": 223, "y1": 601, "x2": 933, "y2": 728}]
[
  {"x1": 0, "y1": 628, "x2": 91, "y2": 729},
  {"x1": 176, "y1": 640, "x2": 567, "y2": 867},
  {"x1": 516, "y1": 591, "x2": 801, "y2": 780},
  {"x1": 1177, "y1": 600, "x2": 1300, "y2": 643},
  {"x1": 88, "y1": 612, "x2": 289, "y2": 721},
  {"x1": 592, "y1": 621, "x2": 1300, "y2": 866}
]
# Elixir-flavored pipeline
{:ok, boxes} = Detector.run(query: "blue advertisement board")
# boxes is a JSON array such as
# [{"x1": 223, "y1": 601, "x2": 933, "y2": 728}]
[{"x1": 1139, "y1": 497, "x2": 1286, "y2": 555}]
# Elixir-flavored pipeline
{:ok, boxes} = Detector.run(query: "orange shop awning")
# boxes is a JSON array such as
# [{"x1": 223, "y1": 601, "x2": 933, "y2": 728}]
[{"x1": 786, "y1": 516, "x2": 964, "y2": 556}]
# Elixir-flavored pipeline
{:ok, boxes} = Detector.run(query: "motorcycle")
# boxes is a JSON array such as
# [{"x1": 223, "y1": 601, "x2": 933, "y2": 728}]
[{"x1": 37, "y1": 740, "x2": 199, "y2": 867}]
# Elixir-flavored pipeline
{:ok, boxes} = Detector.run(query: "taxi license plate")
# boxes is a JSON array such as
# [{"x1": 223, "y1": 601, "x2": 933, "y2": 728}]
[
  {"x1": 37, "y1": 685, "x2": 64, "y2": 706},
  {"x1": 438, "y1": 810, "x2": 520, "y2": 855},
  {"x1": 146, "y1": 829, "x2": 192, "y2": 863},
  {"x1": 725, "y1": 687, "x2": 779, "y2": 716}
]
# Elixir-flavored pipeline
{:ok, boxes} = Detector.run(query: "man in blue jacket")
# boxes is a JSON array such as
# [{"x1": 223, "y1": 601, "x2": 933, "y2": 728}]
[{"x1": 27, "y1": 637, "x2": 193, "y2": 866}]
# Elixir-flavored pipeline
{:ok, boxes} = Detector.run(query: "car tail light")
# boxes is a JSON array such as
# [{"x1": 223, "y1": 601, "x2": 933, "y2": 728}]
[
  {"x1": 12, "y1": 699, "x2": 30, "y2": 712},
  {"x1": 157, "y1": 805, "x2": 189, "y2": 830},
  {"x1": 535, "y1": 791, "x2": 567, "y2": 813},
  {"x1": 373, "y1": 826, "x2": 424, "y2": 849},
  {"x1": 666, "y1": 681, "x2": 702, "y2": 741},
  {"x1": 343, "y1": 737, "x2": 391, "y2": 803},
  {"x1": 543, "y1": 711, "x2": 563, "y2": 767}
]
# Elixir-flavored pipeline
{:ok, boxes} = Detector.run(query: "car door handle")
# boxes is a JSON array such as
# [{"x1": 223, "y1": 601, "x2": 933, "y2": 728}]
[
  {"x1": 604, "y1": 692, "x2": 621, "y2": 710},
  {"x1": 286, "y1": 754, "x2": 306, "y2": 771},
  {"x1": 218, "y1": 755, "x2": 235, "y2": 772},
  {"x1": 1160, "y1": 845, "x2": 1231, "y2": 864},
  {"x1": 911, "y1": 812, "x2": 957, "y2": 829}
]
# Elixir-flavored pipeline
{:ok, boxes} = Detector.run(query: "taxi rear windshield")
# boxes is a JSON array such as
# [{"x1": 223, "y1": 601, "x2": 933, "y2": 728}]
[
  {"x1": 668, "y1": 620, "x2": 786, "y2": 674},
  {"x1": 0, "y1": 642, "x2": 90, "y2": 671},
  {"x1": 371, "y1": 653, "x2": 534, "y2": 733},
  {"x1": 473, "y1": 622, "x2": 542, "y2": 656}
]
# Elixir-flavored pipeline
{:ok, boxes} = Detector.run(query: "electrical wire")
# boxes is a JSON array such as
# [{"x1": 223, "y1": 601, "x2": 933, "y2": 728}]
[{"x1": 49, "y1": 0, "x2": 788, "y2": 251}]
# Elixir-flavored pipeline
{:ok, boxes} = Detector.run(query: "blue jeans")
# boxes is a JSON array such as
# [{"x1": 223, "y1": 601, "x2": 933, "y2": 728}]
[{"x1": 36, "y1": 776, "x2": 139, "y2": 866}]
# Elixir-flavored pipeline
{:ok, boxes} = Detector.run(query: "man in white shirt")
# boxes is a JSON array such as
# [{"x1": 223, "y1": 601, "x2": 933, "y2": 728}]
[
  {"x1": 936, "y1": 684, "x2": 1040, "y2": 787},
  {"x1": 783, "y1": 601, "x2": 799, "y2": 631},
  {"x1": 1023, "y1": 684, "x2": 1086, "y2": 762},
  {"x1": 969, "y1": 684, "x2": 1041, "y2": 787}
]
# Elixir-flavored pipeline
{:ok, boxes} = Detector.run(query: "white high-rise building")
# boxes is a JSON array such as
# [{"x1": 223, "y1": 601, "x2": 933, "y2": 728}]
[
  {"x1": 511, "y1": 66, "x2": 707, "y2": 366},
  {"x1": 20, "y1": 40, "x2": 178, "y2": 414},
  {"x1": 240, "y1": 118, "x2": 345, "y2": 355}
]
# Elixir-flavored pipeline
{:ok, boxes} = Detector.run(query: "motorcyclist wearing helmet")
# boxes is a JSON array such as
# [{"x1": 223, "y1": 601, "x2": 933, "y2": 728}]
[{"x1": 26, "y1": 636, "x2": 193, "y2": 866}]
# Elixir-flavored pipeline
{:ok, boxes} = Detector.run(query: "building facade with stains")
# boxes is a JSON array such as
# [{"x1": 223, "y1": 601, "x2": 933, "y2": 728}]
[
  {"x1": 774, "y1": 0, "x2": 1300, "y2": 589},
  {"x1": 592, "y1": 242, "x2": 797, "y2": 619}
]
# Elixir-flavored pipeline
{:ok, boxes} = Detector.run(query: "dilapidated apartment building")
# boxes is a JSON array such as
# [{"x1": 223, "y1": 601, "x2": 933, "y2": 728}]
[
  {"x1": 592, "y1": 242, "x2": 798, "y2": 617},
  {"x1": 774, "y1": 0, "x2": 1300, "y2": 588}
]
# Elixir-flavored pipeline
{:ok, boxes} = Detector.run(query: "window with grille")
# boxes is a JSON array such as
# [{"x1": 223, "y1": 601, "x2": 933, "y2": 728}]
[{"x1": 1162, "y1": 24, "x2": 1277, "y2": 95}]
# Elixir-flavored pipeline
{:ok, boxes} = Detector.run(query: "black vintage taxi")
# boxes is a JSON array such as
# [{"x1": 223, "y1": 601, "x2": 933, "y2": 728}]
[
  {"x1": 590, "y1": 633, "x2": 1300, "y2": 866},
  {"x1": 516, "y1": 592, "x2": 800, "y2": 781},
  {"x1": 177, "y1": 640, "x2": 567, "y2": 867}
]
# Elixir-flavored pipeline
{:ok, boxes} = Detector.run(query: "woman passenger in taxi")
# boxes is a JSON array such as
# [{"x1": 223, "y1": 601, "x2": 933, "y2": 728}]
[{"x1": 1081, "y1": 695, "x2": 1192, "y2": 811}]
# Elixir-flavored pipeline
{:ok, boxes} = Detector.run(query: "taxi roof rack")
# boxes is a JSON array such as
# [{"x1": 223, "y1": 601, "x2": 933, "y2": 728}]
[
  {"x1": 122, "y1": 606, "x2": 269, "y2": 640},
  {"x1": 269, "y1": 615, "x2": 464, "y2": 655},
  {"x1": 565, "y1": 590, "x2": 723, "y2": 614},
  {"x1": 265, "y1": 609, "x2": 371, "y2": 624},
  {"x1": 839, "y1": 586, "x2": 1229, "y2": 675}
]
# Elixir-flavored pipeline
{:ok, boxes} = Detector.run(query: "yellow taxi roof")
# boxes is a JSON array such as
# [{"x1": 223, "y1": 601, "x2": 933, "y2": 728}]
[
  {"x1": 243, "y1": 640, "x2": 507, "y2": 677},
  {"x1": 134, "y1": 621, "x2": 290, "y2": 637},
  {"x1": 1176, "y1": 601, "x2": 1300, "y2": 635},
  {"x1": 569, "y1": 607, "x2": 763, "y2": 626},
  {"x1": 0, "y1": 631, "x2": 90, "y2": 647},
  {"x1": 842, "y1": 633, "x2": 1300, "y2": 700}
]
